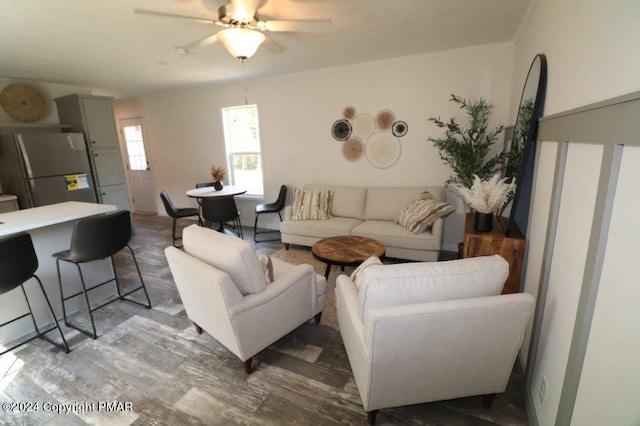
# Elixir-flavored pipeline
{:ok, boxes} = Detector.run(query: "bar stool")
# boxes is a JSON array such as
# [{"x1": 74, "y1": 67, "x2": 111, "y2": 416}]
[
  {"x1": 53, "y1": 210, "x2": 151, "y2": 339},
  {"x1": 160, "y1": 191, "x2": 200, "y2": 247},
  {"x1": 0, "y1": 233, "x2": 69, "y2": 355},
  {"x1": 253, "y1": 185, "x2": 287, "y2": 242}
]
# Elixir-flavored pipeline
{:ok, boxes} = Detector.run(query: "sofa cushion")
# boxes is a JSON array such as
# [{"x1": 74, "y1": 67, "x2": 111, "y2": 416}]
[
  {"x1": 291, "y1": 188, "x2": 333, "y2": 220},
  {"x1": 365, "y1": 187, "x2": 436, "y2": 221},
  {"x1": 281, "y1": 217, "x2": 363, "y2": 239},
  {"x1": 305, "y1": 184, "x2": 367, "y2": 219},
  {"x1": 395, "y1": 192, "x2": 455, "y2": 234},
  {"x1": 182, "y1": 224, "x2": 267, "y2": 295},
  {"x1": 350, "y1": 256, "x2": 383, "y2": 290},
  {"x1": 258, "y1": 255, "x2": 274, "y2": 284},
  {"x1": 351, "y1": 220, "x2": 441, "y2": 251},
  {"x1": 357, "y1": 255, "x2": 509, "y2": 320}
]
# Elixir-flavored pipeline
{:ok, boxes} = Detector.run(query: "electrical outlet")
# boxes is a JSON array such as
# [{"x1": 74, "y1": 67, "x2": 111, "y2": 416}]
[{"x1": 539, "y1": 376, "x2": 547, "y2": 405}]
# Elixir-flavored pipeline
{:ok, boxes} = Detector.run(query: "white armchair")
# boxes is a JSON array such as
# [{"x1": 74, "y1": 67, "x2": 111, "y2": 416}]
[
  {"x1": 336, "y1": 255, "x2": 535, "y2": 424},
  {"x1": 165, "y1": 224, "x2": 326, "y2": 374}
]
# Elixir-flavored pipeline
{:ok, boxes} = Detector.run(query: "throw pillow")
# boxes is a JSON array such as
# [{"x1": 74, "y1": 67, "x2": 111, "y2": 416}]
[
  {"x1": 291, "y1": 188, "x2": 333, "y2": 220},
  {"x1": 258, "y1": 255, "x2": 274, "y2": 284},
  {"x1": 395, "y1": 191, "x2": 455, "y2": 234},
  {"x1": 350, "y1": 256, "x2": 383, "y2": 290}
]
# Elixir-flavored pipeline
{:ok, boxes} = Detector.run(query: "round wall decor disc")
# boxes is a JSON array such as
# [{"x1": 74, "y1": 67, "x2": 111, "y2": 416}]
[
  {"x1": 352, "y1": 113, "x2": 375, "y2": 139},
  {"x1": 343, "y1": 105, "x2": 356, "y2": 120},
  {"x1": 375, "y1": 109, "x2": 395, "y2": 130},
  {"x1": 0, "y1": 83, "x2": 47, "y2": 123},
  {"x1": 331, "y1": 119, "x2": 352, "y2": 141},
  {"x1": 342, "y1": 137, "x2": 364, "y2": 161},
  {"x1": 392, "y1": 120, "x2": 409, "y2": 137},
  {"x1": 366, "y1": 132, "x2": 401, "y2": 169}
]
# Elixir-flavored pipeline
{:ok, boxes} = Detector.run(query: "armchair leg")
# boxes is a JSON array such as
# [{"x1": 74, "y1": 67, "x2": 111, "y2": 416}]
[
  {"x1": 193, "y1": 322, "x2": 203, "y2": 334},
  {"x1": 314, "y1": 312, "x2": 322, "y2": 325},
  {"x1": 283, "y1": 243, "x2": 290, "y2": 250},
  {"x1": 367, "y1": 410, "x2": 379, "y2": 425},
  {"x1": 483, "y1": 393, "x2": 496, "y2": 408},
  {"x1": 243, "y1": 358, "x2": 253, "y2": 375}
]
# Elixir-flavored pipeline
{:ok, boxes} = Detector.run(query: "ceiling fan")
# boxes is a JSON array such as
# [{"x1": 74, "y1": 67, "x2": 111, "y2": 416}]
[{"x1": 134, "y1": 0, "x2": 332, "y2": 61}]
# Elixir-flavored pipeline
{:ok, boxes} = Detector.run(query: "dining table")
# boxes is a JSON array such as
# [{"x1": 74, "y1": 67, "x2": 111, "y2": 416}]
[
  {"x1": 185, "y1": 185, "x2": 247, "y2": 199},
  {"x1": 186, "y1": 185, "x2": 247, "y2": 233}
]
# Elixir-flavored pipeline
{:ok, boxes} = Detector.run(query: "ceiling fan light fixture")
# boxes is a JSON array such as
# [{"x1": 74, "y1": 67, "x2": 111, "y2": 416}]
[{"x1": 217, "y1": 28, "x2": 265, "y2": 61}]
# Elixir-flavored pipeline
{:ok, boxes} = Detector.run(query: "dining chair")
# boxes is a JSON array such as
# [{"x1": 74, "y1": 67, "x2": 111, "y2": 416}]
[
  {"x1": 53, "y1": 210, "x2": 152, "y2": 339},
  {"x1": 253, "y1": 184, "x2": 287, "y2": 243},
  {"x1": 160, "y1": 191, "x2": 200, "y2": 247},
  {"x1": 201, "y1": 197, "x2": 243, "y2": 239},
  {"x1": 0, "y1": 232, "x2": 69, "y2": 355}
]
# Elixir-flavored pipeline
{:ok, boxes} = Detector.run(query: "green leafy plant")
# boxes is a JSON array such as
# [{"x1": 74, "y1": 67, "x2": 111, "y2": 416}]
[
  {"x1": 504, "y1": 98, "x2": 534, "y2": 181},
  {"x1": 428, "y1": 94, "x2": 505, "y2": 188}
]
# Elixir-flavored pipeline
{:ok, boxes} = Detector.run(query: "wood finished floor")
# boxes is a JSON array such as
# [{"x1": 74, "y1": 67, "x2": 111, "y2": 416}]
[{"x1": 0, "y1": 214, "x2": 528, "y2": 425}]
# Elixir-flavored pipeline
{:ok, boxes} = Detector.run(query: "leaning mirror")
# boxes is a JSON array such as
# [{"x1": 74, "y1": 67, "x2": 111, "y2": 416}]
[{"x1": 504, "y1": 54, "x2": 547, "y2": 236}]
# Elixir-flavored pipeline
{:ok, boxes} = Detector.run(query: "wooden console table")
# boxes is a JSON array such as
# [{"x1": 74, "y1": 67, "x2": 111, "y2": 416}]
[{"x1": 461, "y1": 213, "x2": 525, "y2": 294}]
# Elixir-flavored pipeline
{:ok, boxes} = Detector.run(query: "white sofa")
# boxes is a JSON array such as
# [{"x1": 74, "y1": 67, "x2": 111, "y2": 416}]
[
  {"x1": 280, "y1": 184, "x2": 446, "y2": 262},
  {"x1": 336, "y1": 255, "x2": 535, "y2": 424},
  {"x1": 165, "y1": 225, "x2": 326, "y2": 374}
]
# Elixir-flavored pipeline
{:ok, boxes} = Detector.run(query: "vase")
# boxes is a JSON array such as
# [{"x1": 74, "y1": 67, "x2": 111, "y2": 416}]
[
  {"x1": 213, "y1": 181, "x2": 223, "y2": 191},
  {"x1": 474, "y1": 212, "x2": 493, "y2": 232}
]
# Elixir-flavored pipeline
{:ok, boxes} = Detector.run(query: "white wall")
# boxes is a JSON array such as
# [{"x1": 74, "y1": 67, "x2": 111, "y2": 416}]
[
  {"x1": 571, "y1": 146, "x2": 640, "y2": 425},
  {"x1": 512, "y1": 0, "x2": 640, "y2": 424},
  {"x1": 115, "y1": 43, "x2": 515, "y2": 249},
  {"x1": 0, "y1": 77, "x2": 91, "y2": 124}
]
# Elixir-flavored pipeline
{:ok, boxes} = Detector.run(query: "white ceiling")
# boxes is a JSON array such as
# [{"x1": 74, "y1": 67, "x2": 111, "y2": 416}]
[{"x1": 0, "y1": 0, "x2": 531, "y2": 98}]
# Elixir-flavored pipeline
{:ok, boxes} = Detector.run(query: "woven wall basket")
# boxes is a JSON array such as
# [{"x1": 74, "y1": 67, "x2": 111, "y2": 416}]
[{"x1": 0, "y1": 83, "x2": 47, "y2": 122}]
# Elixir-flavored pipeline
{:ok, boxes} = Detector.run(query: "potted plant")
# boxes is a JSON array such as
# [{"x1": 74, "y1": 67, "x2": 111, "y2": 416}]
[
  {"x1": 428, "y1": 94, "x2": 505, "y2": 188},
  {"x1": 452, "y1": 174, "x2": 515, "y2": 232},
  {"x1": 210, "y1": 165, "x2": 227, "y2": 190}
]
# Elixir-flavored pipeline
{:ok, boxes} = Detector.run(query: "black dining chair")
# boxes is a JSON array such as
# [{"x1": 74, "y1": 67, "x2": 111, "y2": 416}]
[
  {"x1": 0, "y1": 233, "x2": 69, "y2": 355},
  {"x1": 253, "y1": 185, "x2": 287, "y2": 243},
  {"x1": 160, "y1": 191, "x2": 201, "y2": 247},
  {"x1": 53, "y1": 210, "x2": 151, "y2": 339},
  {"x1": 201, "y1": 197, "x2": 243, "y2": 239}
]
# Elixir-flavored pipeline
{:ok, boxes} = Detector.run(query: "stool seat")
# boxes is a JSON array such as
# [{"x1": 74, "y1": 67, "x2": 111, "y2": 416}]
[
  {"x1": 54, "y1": 209, "x2": 151, "y2": 339},
  {"x1": 0, "y1": 232, "x2": 69, "y2": 355}
]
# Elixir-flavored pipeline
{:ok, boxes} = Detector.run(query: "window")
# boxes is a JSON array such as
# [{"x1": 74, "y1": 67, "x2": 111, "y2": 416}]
[
  {"x1": 221, "y1": 104, "x2": 264, "y2": 196},
  {"x1": 122, "y1": 123, "x2": 148, "y2": 170}
]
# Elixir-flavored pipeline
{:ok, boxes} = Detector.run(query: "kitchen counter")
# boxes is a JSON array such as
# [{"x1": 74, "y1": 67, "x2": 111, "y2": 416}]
[
  {"x1": 0, "y1": 201, "x2": 116, "y2": 237},
  {"x1": 0, "y1": 202, "x2": 118, "y2": 347}
]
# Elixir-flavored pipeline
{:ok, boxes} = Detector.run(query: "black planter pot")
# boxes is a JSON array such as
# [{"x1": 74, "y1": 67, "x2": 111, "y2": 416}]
[
  {"x1": 213, "y1": 181, "x2": 223, "y2": 191},
  {"x1": 474, "y1": 212, "x2": 494, "y2": 232}
]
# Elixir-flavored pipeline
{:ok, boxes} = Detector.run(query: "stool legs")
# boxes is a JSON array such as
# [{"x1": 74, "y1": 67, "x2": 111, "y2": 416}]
[
  {"x1": 56, "y1": 246, "x2": 151, "y2": 339},
  {"x1": 0, "y1": 278, "x2": 69, "y2": 355}
]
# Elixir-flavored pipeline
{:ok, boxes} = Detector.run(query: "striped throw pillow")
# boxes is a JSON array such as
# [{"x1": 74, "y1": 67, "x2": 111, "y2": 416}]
[
  {"x1": 291, "y1": 189, "x2": 333, "y2": 220},
  {"x1": 395, "y1": 191, "x2": 455, "y2": 234}
]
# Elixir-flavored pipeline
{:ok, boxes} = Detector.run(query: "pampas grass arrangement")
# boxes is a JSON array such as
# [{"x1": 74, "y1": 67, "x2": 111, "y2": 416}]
[
  {"x1": 210, "y1": 165, "x2": 227, "y2": 182},
  {"x1": 452, "y1": 174, "x2": 515, "y2": 214}
]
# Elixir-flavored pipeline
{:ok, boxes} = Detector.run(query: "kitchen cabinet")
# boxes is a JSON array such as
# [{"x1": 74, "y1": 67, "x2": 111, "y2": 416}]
[{"x1": 54, "y1": 94, "x2": 131, "y2": 212}]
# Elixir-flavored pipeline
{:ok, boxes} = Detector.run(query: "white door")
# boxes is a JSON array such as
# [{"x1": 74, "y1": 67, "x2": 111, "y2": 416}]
[{"x1": 119, "y1": 117, "x2": 157, "y2": 213}]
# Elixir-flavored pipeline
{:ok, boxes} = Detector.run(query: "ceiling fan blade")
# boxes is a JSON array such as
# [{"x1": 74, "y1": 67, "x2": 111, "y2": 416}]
[
  {"x1": 133, "y1": 8, "x2": 217, "y2": 25},
  {"x1": 262, "y1": 35, "x2": 285, "y2": 54},
  {"x1": 179, "y1": 32, "x2": 221, "y2": 50},
  {"x1": 260, "y1": 20, "x2": 332, "y2": 33}
]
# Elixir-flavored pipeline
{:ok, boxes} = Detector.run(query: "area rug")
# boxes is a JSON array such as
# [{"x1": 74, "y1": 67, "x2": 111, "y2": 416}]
[{"x1": 271, "y1": 247, "x2": 356, "y2": 330}]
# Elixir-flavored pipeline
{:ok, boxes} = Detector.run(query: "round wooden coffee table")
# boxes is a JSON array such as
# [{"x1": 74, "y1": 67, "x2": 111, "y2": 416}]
[{"x1": 312, "y1": 236, "x2": 385, "y2": 280}]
